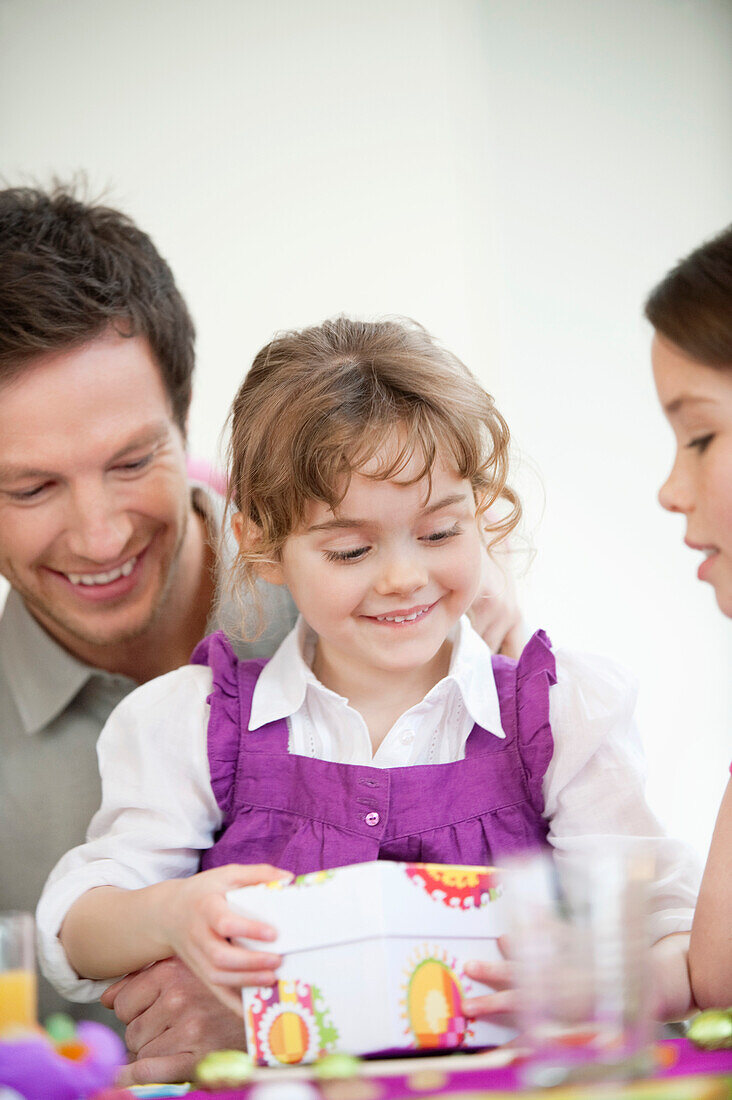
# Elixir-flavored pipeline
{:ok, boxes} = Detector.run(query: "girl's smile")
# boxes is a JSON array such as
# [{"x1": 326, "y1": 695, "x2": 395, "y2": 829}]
[{"x1": 364, "y1": 601, "x2": 437, "y2": 624}]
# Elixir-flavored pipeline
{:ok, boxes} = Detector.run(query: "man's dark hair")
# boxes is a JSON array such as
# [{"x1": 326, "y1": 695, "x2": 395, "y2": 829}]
[
  {"x1": 0, "y1": 184, "x2": 195, "y2": 428},
  {"x1": 645, "y1": 224, "x2": 732, "y2": 370}
]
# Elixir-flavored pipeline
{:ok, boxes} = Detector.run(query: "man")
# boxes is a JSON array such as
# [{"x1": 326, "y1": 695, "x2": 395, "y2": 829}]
[
  {"x1": 0, "y1": 184, "x2": 521, "y2": 1084},
  {"x1": 0, "y1": 184, "x2": 298, "y2": 1081}
]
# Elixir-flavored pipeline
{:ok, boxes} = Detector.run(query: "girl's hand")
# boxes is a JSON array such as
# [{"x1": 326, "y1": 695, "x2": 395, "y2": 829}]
[
  {"x1": 162, "y1": 863, "x2": 292, "y2": 1015},
  {"x1": 462, "y1": 936, "x2": 518, "y2": 1028}
]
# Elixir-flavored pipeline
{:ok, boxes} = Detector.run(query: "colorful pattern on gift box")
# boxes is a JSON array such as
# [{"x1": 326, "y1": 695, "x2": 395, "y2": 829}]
[
  {"x1": 405, "y1": 864, "x2": 501, "y2": 909},
  {"x1": 291, "y1": 870, "x2": 337, "y2": 889},
  {"x1": 264, "y1": 869, "x2": 336, "y2": 893},
  {"x1": 247, "y1": 979, "x2": 338, "y2": 1066},
  {"x1": 401, "y1": 945, "x2": 474, "y2": 1050}
]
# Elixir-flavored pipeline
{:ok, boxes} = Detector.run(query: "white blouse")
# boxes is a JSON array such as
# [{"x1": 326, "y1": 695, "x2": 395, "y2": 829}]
[{"x1": 37, "y1": 617, "x2": 700, "y2": 1002}]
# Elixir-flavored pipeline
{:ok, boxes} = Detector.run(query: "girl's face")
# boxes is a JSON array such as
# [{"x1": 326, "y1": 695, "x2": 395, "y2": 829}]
[
  {"x1": 262, "y1": 443, "x2": 486, "y2": 689},
  {"x1": 652, "y1": 333, "x2": 732, "y2": 617}
]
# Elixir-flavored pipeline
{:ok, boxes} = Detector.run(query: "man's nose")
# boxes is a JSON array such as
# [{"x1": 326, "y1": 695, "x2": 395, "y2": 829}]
[{"x1": 66, "y1": 485, "x2": 134, "y2": 562}]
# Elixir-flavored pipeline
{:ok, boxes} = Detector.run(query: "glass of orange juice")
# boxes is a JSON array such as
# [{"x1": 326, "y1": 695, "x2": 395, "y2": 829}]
[{"x1": 0, "y1": 910, "x2": 37, "y2": 1033}]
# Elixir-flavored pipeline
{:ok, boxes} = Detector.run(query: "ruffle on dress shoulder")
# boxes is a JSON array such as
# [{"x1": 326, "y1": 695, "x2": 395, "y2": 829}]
[
  {"x1": 191, "y1": 630, "x2": 266, "y2": 818},
  {"x1": 515, "y1": 629, "x2": 557, "y2": 816}
]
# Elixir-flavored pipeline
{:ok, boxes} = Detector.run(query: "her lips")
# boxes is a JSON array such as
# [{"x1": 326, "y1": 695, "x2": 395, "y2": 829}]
[
  {"x1": 373, "y1": 604, "x2": 433, "y2": 623},
  {"x1": 376, "y1": 610, "x2": 425, "y2": 623}
]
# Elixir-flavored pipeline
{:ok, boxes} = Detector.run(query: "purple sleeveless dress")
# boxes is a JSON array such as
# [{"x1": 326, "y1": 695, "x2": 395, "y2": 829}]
[{"x1": 194, "y1": 629, "x2": 556, "y2": 875}]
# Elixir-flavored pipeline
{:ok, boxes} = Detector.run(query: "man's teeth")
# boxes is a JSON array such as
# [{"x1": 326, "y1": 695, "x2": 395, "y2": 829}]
[
  {"x1": 67, "y1": 558, "x2": 136, "y2": 586},
  {"x1": 376, "y1": 609, "x2": 427, "y2": 623}
]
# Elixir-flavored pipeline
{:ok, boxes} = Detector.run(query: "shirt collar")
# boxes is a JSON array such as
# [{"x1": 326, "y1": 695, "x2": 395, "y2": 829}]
[
  {"x1": 0, "y1": 589, "x2": 104, "y2": 735},
  {"x1": 444, "y1": 615, "x2": 506, "y2": 738},
  {"x1": 249, "y1": 614, "x2": 506, "y2": 739},
  {"x1": 0, "y1": 483, "x2": 222, "y2": 737},
  {"x1": 249, "y1": 618, "x2": 326, "y2": 730}
]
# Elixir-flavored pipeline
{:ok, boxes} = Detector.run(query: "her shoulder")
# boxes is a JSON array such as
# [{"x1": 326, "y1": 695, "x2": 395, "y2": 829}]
[
  {"x1": 98, "y1": 664, "x2": 214, "y2": 749},
  {"x1": 552, "y1": 647, "x2": 639, "y2": 722}
]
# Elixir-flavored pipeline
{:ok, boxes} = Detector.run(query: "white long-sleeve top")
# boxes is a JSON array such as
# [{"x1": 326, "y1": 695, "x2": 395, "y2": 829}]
[{"x1": 37, "y1": 618, "x2": 700, "y2": 1001}]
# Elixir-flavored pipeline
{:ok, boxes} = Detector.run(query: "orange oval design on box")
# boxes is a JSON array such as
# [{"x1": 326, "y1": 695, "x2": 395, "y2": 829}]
[{"x1": 268, "y1": 1009, "x2": 310, "y2": 1064}]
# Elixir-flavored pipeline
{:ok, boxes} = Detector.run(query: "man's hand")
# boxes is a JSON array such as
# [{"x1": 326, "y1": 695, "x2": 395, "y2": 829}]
[
  {"x1": 468, "y1": 544, "x2": 524, "y2": 658},
  {"x1": 101, "y1": 956, "x2": 247, "y2": 1086}
]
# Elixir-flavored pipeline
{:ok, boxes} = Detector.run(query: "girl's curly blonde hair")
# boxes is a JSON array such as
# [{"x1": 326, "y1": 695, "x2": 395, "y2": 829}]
[{"x1": 226, "y1": 316, "x2": 520, "y2": 636}]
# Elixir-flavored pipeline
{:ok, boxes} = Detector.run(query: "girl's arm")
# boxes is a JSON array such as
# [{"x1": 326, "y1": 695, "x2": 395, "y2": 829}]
[
  {"x1": 689, "y1": 778, "x2": 732, "y2": 1008},
  {"x1": 462, "y1": 932, "x2": 695, "y2": 1027},
  {"x1": 463, "y1": 649, "x2": 700, "y2": 1025},
  {"x1": 543, "y1": 649, "x2": 701, "y2": 1020},
  {"x1": 37, "y1": 665, "x2": 220, "y2": 1001},
  {"x1": 650, "y1": 932, "x2": 695, "y2": 1020},
  {"x1": 60, "y1": 864, "x2": 289, "y2": 1015}
]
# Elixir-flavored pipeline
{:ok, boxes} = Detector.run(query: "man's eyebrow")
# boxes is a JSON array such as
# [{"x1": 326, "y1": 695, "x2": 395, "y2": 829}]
[
  {"x1": 307, "y1": 493, "x2": 469, "y2": 532},
  {"x1": 0, "y1": 423, "x2": 170, "y2": 482},
  {"x1": 664, "y1": 395, "x2": 716, "y2": 417},
  {"x1": 107, "y1": 423, "x2": 170, "y2": 462}
]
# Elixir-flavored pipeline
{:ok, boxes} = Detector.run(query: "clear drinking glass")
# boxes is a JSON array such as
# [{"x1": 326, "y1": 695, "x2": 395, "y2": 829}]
[
  {"x1": 504, "y1": 847, "x2": 656, "y2": 1088},
  {"x1": 0, "y1": 911, "x2": 37, "y2": 1033}
]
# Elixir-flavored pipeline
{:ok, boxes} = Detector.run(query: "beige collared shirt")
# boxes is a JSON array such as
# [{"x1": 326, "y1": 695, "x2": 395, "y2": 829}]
[{"x1": 0, "y1": 484, "x2": 297, "y2": 1022}]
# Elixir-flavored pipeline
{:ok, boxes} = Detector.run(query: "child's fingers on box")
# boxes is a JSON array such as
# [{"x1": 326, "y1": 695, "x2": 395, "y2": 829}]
[
  {"x1": 203, "y1": 936, "x2": 281, "y2": 973},
  {"x1": 462, "y1": 988, "x2": 518, "y2": 1021},
  {"x1": 497, "y1": 934, "x2": 513, "y2": 959},
  {"x1": 463, "y1": 958, "x2": 514, "y2": 990},
  {"x1": 216, "y1": 947, "x2": 282, "y2": 974},
  {"x1": 207, "y1": 968, "x2": 278, "y2": 988},
  {"x1": 222, "y1": 863, "x2": 293, "y2": 887},
  {"x1": 238, "y1": 949, "x2": 282, "y2": 971},
  {"x1": 214, "y1": 910, "x2": 278, "y2": 942},
  {"x1": 238, "y1": 970, "x2": 279, "y2": 988}
]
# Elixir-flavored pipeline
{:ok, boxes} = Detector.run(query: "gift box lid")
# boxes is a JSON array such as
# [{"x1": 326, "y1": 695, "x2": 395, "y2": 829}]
[{"x1": 227, "y1": 860, "x2": 505, "y2": 954}]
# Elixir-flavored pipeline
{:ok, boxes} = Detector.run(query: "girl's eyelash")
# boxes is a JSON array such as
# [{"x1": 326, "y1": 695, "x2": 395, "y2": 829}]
[
  {"x1": 324, "y1": 546, "x2": 370, "y2": 563},
  {"x1": 323, "y1": 526, "x2": 461, "y2": 561},
  {"x1": 687, "y1": 434, "x2": 714, "y2": 453},
  {"x1": 422, "y1": 524, "x2": 461, "y2": 542}
]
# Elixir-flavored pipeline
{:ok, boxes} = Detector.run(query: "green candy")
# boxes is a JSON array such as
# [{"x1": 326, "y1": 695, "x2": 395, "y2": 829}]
[
  {"x1": 314, "y1": 1052, "x2": 362, "y2": 1079},
  {"x1": 194, "y1": 1049, "x2": 255, "y2": 1088},
  {"x1": 43, "y1": 1013, "x2": 76, "y2": 1043},
  {"x1": 687, "y1": 1008, "x2": 732, "y2": 1050}
]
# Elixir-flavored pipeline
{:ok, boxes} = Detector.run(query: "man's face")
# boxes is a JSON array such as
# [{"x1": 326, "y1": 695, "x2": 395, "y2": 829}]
[{"x1": 0, "y1": 331, "x2": 191, "y2": 655}]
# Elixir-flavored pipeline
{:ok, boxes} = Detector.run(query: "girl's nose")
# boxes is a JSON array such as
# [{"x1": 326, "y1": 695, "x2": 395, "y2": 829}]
[
  {"x1": 658, "y1": 457, "x2": 694, "y2": 515},
  {"x1": 374, "y1": 552, "x2": 428, "y2": 597}
]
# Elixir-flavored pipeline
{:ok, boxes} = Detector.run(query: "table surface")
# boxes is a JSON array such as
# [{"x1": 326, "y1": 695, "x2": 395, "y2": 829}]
[{"x1": 128, "y1": 1039, "x2": 732, "y2": 1100}]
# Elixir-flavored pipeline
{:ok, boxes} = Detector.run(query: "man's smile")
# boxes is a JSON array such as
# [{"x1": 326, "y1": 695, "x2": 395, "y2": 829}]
[{"x1": 63, "y1": 555, "x2": 138, "y2": 587}]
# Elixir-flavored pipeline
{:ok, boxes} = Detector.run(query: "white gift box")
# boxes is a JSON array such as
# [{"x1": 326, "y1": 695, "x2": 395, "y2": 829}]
[{"x1": 227, "y1": 860, "x2": 514, "y2": 1067}]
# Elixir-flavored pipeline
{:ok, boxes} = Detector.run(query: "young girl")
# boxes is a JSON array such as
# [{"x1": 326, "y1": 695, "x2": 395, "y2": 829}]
[
  {"x1": 38, "y1": 317, "x2": 698, "y2": 1024},
  {"x1": 646, "y1": 225, "x2": 732, "y2": 1009}
]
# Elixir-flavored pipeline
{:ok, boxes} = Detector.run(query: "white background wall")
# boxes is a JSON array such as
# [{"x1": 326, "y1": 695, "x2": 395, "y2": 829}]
[{"x1": 1, "y1": 0, "x2": 730, "y2": 859}]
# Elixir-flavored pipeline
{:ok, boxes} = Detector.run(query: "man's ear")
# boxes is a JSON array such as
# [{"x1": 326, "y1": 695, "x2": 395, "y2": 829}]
[{"x1": 231, "y1": 512, "x2": 286, "y2": 586}]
